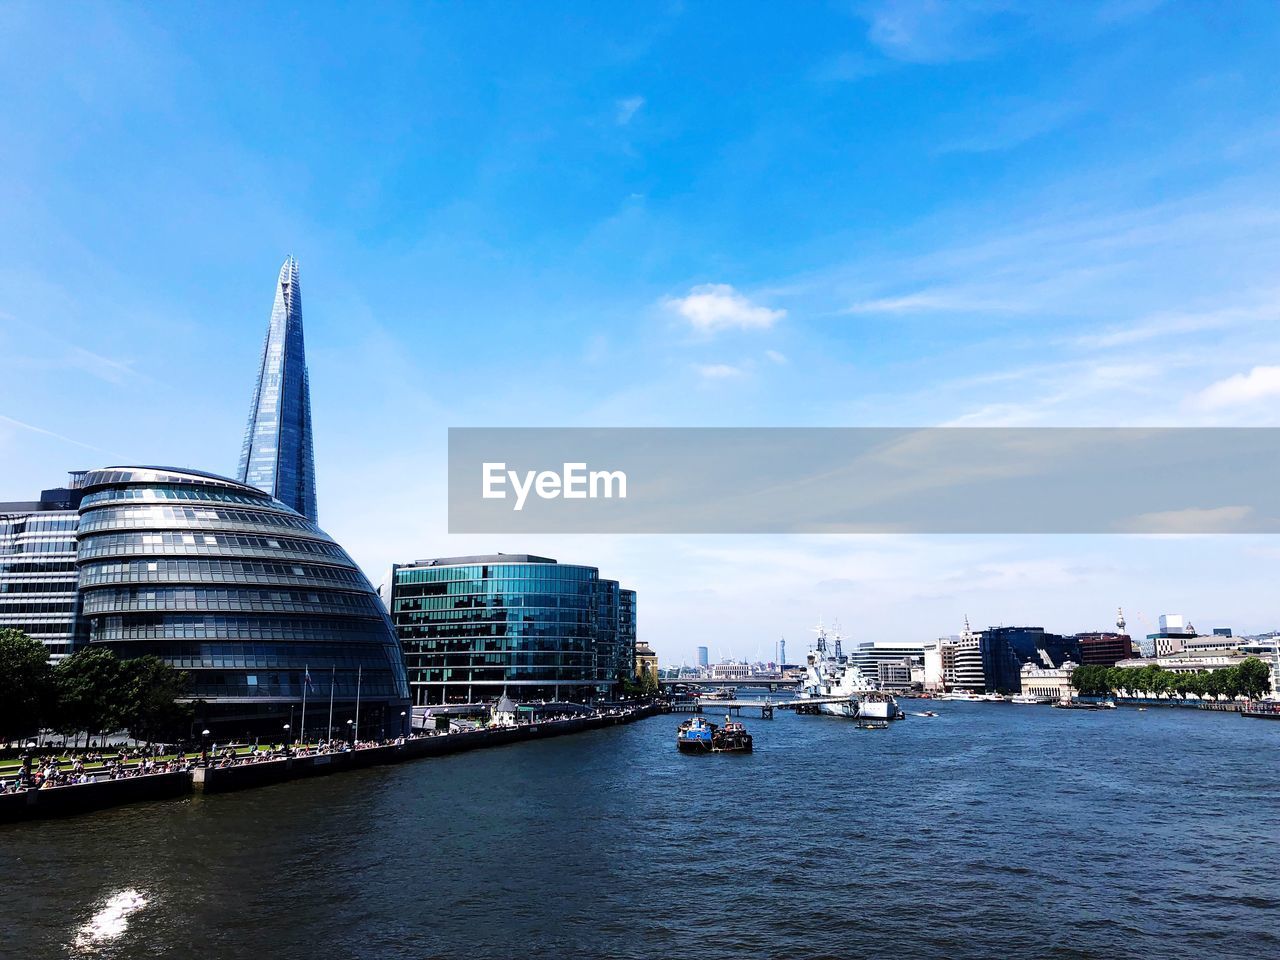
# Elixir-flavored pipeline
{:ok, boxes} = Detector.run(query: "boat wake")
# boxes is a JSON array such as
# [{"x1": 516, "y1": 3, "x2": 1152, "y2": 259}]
[{"x1": 70, "y1": 889, "x2": 149, "y2": 953}]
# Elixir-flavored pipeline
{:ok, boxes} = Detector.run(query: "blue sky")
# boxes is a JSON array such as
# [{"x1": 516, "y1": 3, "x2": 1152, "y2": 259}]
[{"x1": 3, "y1": 1, "x2": 1279, "y2": 663}]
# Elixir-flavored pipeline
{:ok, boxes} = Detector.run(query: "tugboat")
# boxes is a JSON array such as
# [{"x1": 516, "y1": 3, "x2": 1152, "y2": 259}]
[
  {"x1": 711, "y1": 717, "x2": 753, "y2": 753},
  {"x1": 676, "y1": 716, "x2": 717, "y2": 752}
]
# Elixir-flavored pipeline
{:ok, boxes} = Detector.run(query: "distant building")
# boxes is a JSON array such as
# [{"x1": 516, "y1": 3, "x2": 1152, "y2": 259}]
[
  {"x1": 384, "y1": 554, "x2": 636, "y2": 705},
  {"x1": 1144, "y1": 613, "x2": 1195, "y2": 657},
  {"x1": 1075, "y1": 632, "x2": 1135, "y2": 667},
  {"x1": 847, "y1": 639, "x2": 925, "y2": 691},
  {"x1": 0, "y1": 473, "x2": 87, "y2": 661},
  {"x1": 953, "y1": 624, "x2": 985, "y2": 692},
  {"x1": 710, "y1": 661, "x2": 751, "y2": 680},
  {"x1": 634, "y1": 640, "x2": 658, "y2": 685},
  {"x1": 1115, "y1": 652, "x2": 1247, "y2": 675},
  {"x1": 697, "y1": 646, "x2": 709, "y2": 668},
  {"x1": 1020, "y1": 661, "x2": 1077, "y2": 700}
]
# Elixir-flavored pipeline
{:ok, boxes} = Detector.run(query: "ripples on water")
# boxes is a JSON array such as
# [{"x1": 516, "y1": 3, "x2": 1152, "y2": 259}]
[{"x1": 3, "y1": 704, "x2": 1278, "y2": 959}]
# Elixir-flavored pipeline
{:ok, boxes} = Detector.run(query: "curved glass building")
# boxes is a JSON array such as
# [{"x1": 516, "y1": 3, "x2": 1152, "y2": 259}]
[
  {"x1": 76, "y1": 466, "x2": 409, "y2": 738},
  {"x1": 385, "y1": 554, "x2": 636, "y2": 705}
]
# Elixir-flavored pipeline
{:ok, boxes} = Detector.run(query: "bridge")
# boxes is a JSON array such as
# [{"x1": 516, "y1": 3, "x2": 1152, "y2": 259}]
[
  {"x1": 659, "y1": 677, "x2": 798, "y2": 694},
  {"x1": 666, "y1": 696, "x2": 851, "y2": 719}
]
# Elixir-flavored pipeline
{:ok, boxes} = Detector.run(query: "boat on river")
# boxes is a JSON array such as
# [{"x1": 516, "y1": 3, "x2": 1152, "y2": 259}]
[
  {"x1": 794, "y1": 623, "x2": 903, "y2": 721},
  {"x1": 711, "y1": 718, "x2": 753, "y2": 753},
  {"x1": 676, "y1": 716, "x2": 717, "y2": 752}
]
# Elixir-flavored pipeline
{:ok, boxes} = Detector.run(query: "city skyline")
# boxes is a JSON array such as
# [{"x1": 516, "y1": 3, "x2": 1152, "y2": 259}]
[{"x1": 3, "y1": 3, "x2": 1280, "y2": 664}]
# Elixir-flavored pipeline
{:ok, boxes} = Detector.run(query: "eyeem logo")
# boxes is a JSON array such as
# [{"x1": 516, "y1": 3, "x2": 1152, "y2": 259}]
[{"x1": 482, "y1": 462, "x2": 628, "y2": 511}]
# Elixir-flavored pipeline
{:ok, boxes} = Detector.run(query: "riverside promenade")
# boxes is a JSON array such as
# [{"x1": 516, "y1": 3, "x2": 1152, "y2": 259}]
[{"x1": 0, "y1": 703, "x2": 661, "y2": 823}]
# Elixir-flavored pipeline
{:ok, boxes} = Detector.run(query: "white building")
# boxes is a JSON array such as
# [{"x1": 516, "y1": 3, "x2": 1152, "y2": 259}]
[
  {"x1": 1020, "y1": 661, "x2": 1077, "y2": 700},
  {"x1": 710, "y1": 661, "x2": 751, "y2": 681}
]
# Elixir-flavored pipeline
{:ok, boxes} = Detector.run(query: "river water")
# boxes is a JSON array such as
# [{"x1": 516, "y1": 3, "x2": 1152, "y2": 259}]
[{"x1": 4, "y1": 702, "x2": 1278, "y2": 959}]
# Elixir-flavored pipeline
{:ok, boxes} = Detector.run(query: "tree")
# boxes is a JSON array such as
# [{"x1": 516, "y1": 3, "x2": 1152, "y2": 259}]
[
  {"x1": 53, "y1": 646, "x2": 130, "y2": 747},
  {"x1": 1237, "y1": 657, "x2": 1273, "y2": 700},
  {"x1": 0, "y1": 628, "x2": 52, "y2": 744},
  {"x1": 121, "y1": 656, "x2": 193, "y2": 745}
]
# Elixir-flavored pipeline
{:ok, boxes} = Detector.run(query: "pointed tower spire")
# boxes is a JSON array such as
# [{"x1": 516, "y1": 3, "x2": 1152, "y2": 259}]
[{"x1": 237, "y1": 256, "x2": 318, "y2": 520}]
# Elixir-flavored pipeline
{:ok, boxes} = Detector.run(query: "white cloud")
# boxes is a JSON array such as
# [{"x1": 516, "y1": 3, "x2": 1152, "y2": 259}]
[
  {"x1": 765, "y1": 349, "x2": 788, "y2": 365},
  {"x1": 615, "y1": 96, "x2": 645, "y2": 125},
  {"x1": 694, "y1": 363, "x2": 745, "y2": 380},
  {"x1": 666, "y1": 283, "x2": 785, "y2": 333},
  {"x1": 1192, "y1": 366, "x2": 1280, "y2": 409},
  {"x1": 1123, "y1": 505, "x2": 1254, "y2": 534},
  {"x1": 0, "y1": 412, "x2": 107, "y2": 452},
  {"x1": 842, "y1": 290, "x2": 1023, "y2": 314}
]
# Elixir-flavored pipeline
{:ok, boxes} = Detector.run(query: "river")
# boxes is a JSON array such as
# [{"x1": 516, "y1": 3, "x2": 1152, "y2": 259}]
[{"x1": 4, "y1": 701, "x2": 1278, "y2": 959}]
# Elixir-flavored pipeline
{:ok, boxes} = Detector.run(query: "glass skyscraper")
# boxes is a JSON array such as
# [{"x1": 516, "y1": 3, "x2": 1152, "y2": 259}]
[
  {"x1": 77, "y1": 466, "x2": 410, "y2": 737},
  {"x1": 237, "y1": 256, "x2": 318, "y2": 522},
  {"x1": 384, "y1": 554, "x2": 638, "y2": 705},
  {"x1": 0, "y1": 474, "x2": 88, "y2": 661}
]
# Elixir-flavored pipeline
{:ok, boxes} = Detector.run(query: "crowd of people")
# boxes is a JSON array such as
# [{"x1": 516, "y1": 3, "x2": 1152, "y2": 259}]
[
  {"x1": 1, "y1": 750, "x2": 195, "y2": 793},
  {"x1": 2, "y1": 705, "x2": 652, "y2": 794}
]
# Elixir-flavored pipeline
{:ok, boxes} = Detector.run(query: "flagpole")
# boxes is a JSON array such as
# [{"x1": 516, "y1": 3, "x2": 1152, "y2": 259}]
[
  {"x1": 328, "y1": 666, "x2": 335, "y2": 741},
  {"x1": 300, "y1": 664, "x2": 308, "y2": 746},
  {"x1": 354, "y1": 665, "x2": 362, "y2": 744}
]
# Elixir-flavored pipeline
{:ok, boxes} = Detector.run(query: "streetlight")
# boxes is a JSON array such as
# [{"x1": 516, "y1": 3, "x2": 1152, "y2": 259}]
[
  {"x1": 400, "y1": 710, "x2": 407, "y2": 738},
  {"x1": 282, "y1": 723, "x2": 291, "y2": 757},
  {"x1": 346, "y1": 718, "x2": 355, "y2": 747},
  {"x1": 200, "y1": 729, "x2": 211, "y2": 766}
]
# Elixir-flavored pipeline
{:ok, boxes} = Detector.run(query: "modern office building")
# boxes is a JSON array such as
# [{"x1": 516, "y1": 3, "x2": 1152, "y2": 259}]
[
  {"x1": 979, "y1": 626, "x2": 1082, "y2": 694},
  {"x1": 384, "y1": 554, "x2": 638, "y2": 705},
  {"x1": 951, "y1": 620, "x2": 986, "y2": 692},
  {"x1": 238, "y1": 256, "x2": 318, "y2": 522},
  {"x1": 1075, "y1": 632, "x2": 1135, "y2": 667},
  {"x1": 697, "y1": 646, "x2": 709, "y2": 669},
  {"x1": 847, "y1": 639, "x2": 926, "y2": 692},
  {"x1": 0, "y1": 473, "x2": 88, "y2": 661},
  {"x1": 1144, "y1": 613, "x2": 1195, "y2": 657},
  {"x1": 76, "y1": 466, "x2": 409, "y2": 737}
]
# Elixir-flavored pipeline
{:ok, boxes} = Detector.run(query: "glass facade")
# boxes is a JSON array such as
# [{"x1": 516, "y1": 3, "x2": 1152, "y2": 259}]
[
  {"x1": 979, "y1": 626, "x2": 1083, "y2": 694},
  {"x1": 0, "y1": 479, "x2": 86, "y2": 661},
  {"x1": 386, "y1": 554, "x2": 637, "y2": 705},
  {"x1": 237, "y1": 256, "x2": 318, "y2": 521},
  {"x1": 76, "y1": 467, "x2": 409, "y2": 737}
]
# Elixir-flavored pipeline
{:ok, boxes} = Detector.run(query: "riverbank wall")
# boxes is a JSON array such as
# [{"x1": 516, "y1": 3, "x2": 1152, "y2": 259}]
[
  {"x1": 1, "y1": 705, "x2": 660, "y2": 823},
  {"x1": 0, "y1": 770, "x2": 191, "y2": 823},
  {"x1": 1077, "y1": 695, "x2": 1244, "y2": 711}
]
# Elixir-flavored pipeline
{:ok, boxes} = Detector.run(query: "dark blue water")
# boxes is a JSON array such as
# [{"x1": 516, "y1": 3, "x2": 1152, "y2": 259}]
[{"x1": 4, "y1": 704, "x2": 1278, "y2": 959}]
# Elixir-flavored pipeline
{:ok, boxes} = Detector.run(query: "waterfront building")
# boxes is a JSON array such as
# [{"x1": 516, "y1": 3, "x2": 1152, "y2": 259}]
[
  {"x1": 76, "y1": 466, "x2": 409, "y2": 737},
  {"x1": 634, "y1": 640, "x2": 658, "y2": 685},
  {"x1": 952, "y1": 619, "x2": 986, "y2": 692},
  {"x1": 923, "y1": 636, "x2": 959, "y2": 692},
  {"x1": 847, "y1": 639, "x2": 925, "y2": 691},
  {"x1": 1020, "y1": 661, "x2": 1077, "y2": 700},
  {"x1": 979, "y1": 626, "x2": 1082, "y2": 694},
  {"x1": 237, "y1": 256, "x2": 318, "y2": 522},
  {"x1": 384, "y1": 554, "x2": 637, "y2": 705},
  {"x1": 1114, "y1": 652, "x2": 1248, "y2": 674},
  {"x1": 1075, "y1": 632, "x2": 1135, "y2": 667},
  {"x1": 697, "y1": 646, "x2": 709, "y2": 669},
  {"x1": 0, "y1": 474, "x2": 88, "y2": 661}
]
